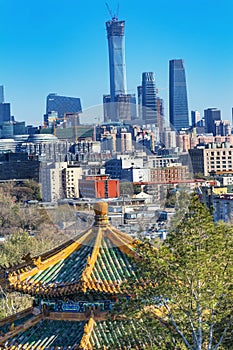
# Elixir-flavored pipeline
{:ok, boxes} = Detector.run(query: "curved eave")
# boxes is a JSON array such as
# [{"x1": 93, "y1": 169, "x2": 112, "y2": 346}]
[
  {"x1": 6, "y1": 222, "x2": 140, "y2": 296},
  {"x1": 6, "y1": 228, "x2": 94, "y2": 291}
]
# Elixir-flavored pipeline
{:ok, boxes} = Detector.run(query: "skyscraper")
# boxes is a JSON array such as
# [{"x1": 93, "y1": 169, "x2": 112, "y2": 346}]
[
  {"x1": 106, "y1": 19, "x2": 127, "y2": 100},
  {"x1": 169, "y1": 59, "x2": 189, "y2": 131},
  {"x1": 204, "y1": 108, "x2": 221, "y2": 135},
  {"x1": 104, "y1": 16, "x2": 135, "y2": 122},
  {"x1": 141, "y1": 72, "x2": 158, "y2": 126},
  {"x1": 0, "y1": 85, "x2": 11, "y2": 124},
  {"x1": 0, "y1": 103, "x2": 11, "y2": 124}
]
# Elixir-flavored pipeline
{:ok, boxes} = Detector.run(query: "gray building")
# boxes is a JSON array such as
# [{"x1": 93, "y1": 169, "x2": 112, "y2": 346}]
[
  {"x1": 142, "y1": 72, "x2": 158, "y2": 126},
  {"x1": 169, "y1": 59, "x2": 189, "y2": 131},
  {"x1": 45, "y1": 93, "x2": 82, "y2": 125},
  {"x1": 0, "y1": 85, "x2": 4, "y2": 103},
  {"x1": 106, "y1": 19, "x2": 127, "y2": 100},
  {"x1": 0, "y1": 153, "x2": 40, "y2": 181},
  {"x1": 204, "y1": 108, "x2": 221, "y2": 135},
  {"x1": 104, "y1": 17, "x2": 136, "y2": 122},
  {"x1": 0, "y1": 103, "x2": 11, "y2": 124}
]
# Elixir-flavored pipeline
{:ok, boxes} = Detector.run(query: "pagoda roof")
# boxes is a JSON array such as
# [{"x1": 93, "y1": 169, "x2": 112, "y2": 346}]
[
  {"x1": 0, "y1": 307, "x2": 145, "y2": 349},
  {"x1": 1, "y1": 202, "x2": 139, "y2": 297}
]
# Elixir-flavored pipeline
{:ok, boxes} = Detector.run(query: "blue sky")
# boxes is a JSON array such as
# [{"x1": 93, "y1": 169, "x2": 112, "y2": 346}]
[{"x1": 0, "y1": 0, "x2": 232, "y2": 125}]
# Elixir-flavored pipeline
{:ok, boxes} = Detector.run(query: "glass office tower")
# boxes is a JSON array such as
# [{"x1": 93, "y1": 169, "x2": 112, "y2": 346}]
[
  {"x1": 106, "y1": 19, "x2": 127, "y2": 101},
  {"x1": 169, "y1": 59, "x2": 189, "y2": 131},
  {"x1": 104, "y1": 18, "x2": 136, "y2": 122},
  {"x1": 204, "y1": 108, "x2": 221, "y2": 135},
  {"x1": 142, "y1": 72, "x2": 158, "y2": 126},
  {"x1": 45, "y1": 93, "x2": 82, "y2": 125}
]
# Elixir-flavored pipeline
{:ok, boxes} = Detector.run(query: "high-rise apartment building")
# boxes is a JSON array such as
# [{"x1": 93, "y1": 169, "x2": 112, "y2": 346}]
[
  {"x1": 141, "y1": 72, "x2": 158, "y2": 126},
  {"x1": 45, "y1": 93, "x2": 82, "y2": 126},
  {"x1": 215, "y1": 120, "x2": 231, "y2": 136},
  {"x1": 169, "y1": 59, "x2": 189, "y2": 131},
  {"x1": 104, "y1": 17, "x2": 135, "y2": 122},
  {"x1": 204, "y1": 108, "x2": 221, "y2": 135}
]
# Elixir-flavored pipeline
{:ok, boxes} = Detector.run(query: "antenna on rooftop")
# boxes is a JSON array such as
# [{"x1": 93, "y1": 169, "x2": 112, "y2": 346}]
[
  {"x1": 105, "y1": 2, "x2": 119, "y2": 21},
  {"x1": 116, "y1": 2, "x2": 119, "y2": 20}
]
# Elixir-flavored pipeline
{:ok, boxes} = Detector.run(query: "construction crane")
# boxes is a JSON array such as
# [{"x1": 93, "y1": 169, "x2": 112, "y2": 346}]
[{"x1": 105, "y1": 2, "x2": 119, "y2": 21}]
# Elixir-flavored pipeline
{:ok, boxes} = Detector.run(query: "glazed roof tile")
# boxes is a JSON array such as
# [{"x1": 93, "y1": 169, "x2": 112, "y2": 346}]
[
  {"x1": 1, "y1": 316, "x2": 145, "y2": 350},
  {"x1": 3, "y1": 203, "x2": 139, "y2": 297}
]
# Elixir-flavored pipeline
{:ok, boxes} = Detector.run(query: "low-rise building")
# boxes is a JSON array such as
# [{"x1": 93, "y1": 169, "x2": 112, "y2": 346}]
[
  {"x1": 189, "y1": 143, "x2": 233, "y2": 176},
  {"x1": 0, "y1": 152, "x2": 40, "y2": 181},
  {"x1": 150, "y1": 164, "x2": 189, "y2": 183},
  {"x1": 213, "y1": 194, "x2": 233, "y2": 222},
  {"x1": 79, "y1": 174, "x2": 120, "y2": 199}
]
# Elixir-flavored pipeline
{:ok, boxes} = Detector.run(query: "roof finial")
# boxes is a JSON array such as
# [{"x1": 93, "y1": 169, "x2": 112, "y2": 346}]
[{"x1": 94, "y1": 202, "x2": 109, "y2": 226}]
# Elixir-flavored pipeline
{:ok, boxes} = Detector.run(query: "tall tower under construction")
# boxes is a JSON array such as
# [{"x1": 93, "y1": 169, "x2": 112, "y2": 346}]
[
  {"x1": 106, "y1": 19, "x2": 127, "y2": 100},
  {"x1": 103, "y1": 8, "x2": 136, "y2": 122}
]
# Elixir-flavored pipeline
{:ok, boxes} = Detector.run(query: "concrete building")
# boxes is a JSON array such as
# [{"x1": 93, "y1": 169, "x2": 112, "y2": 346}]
[
  {"x1": 214, "y1": 120, "x2": 231, "y2": 136},
  {"x1": 79, "y1": 174, "x2": 120, "y2": 199},
  {"x1": 118, "y1": 132, "x2": 133, "y2": 153},
  {"x1": 105, "y1": 155, "x2": 143, "y2": 179},
  {"x1": 40, "y1": 162, "x2": 66, "y2": 202},
  {"x1": 189, "y1": 143, "x2": 233, "y2": 176},
  {"x1": 176, "y1": 133, "x2": 191, "y2": 152},
  {"x1": 40, "y1": 162, "x2": 83, "y2": 202},
  {"x1": 145, "y1": 155, "x2": 179, "y2": 169},
  {"x1": 161, "y1": 127, "x2": 177, "y2": 148},
  {"x1": 62, "y1": 166, "x2": 83, "y2": 199},
  {"x1": 210, "y1": 171, "x2": 233, "y2": 187},
  {"x1": 150, "y1": 164, "x2": 189, "y2": 183},
  {"x1": 213, "y1": 194, "x2": 233, "y2": 222},
  {"x1": 191, "y1": 110, "x2": 201, "y2": 127},
  {"x1": 0, "y1": 152, "x2": 40, "y2": 181},
  {"x1": 126, "y1": 168, "x2": 150, "y2": 182}
]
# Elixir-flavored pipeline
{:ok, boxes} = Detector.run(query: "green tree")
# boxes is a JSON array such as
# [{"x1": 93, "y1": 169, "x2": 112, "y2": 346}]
[{"x1": 118, "y1": 195, "x2": 233, "y2": 349}]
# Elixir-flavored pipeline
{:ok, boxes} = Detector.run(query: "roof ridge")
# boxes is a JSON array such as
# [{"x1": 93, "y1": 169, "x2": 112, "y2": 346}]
[
  {"x1": 81, "y1": 227, "x2": 103, "y2": 292},
  {"x1": 79, "y1": 317, "x2": 95, "y2": 350},
  {"x1": 105, "y1": 226, "x2": 139, "y2": 259}
]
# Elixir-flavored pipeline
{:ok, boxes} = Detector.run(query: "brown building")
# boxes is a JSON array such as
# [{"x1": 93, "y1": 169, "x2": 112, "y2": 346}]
[{"x1": 150, "y1": 164, "x2": 189, "y2": 183}]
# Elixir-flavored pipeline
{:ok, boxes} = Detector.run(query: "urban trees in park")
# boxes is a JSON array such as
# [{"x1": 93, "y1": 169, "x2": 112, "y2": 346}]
[{"x1": 118, "y1": 195, "x2": 233, "y2": 349}]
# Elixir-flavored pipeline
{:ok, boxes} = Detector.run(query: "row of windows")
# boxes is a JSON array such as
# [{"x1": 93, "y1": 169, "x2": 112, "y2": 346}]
[{"x1": 206, "y1": 151, "x2": 233, "y2": 156}]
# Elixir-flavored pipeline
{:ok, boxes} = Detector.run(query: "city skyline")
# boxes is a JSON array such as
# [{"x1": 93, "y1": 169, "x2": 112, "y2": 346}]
[{"x1": 0, "y1": 0, "x2": 232, "y2": 125}]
